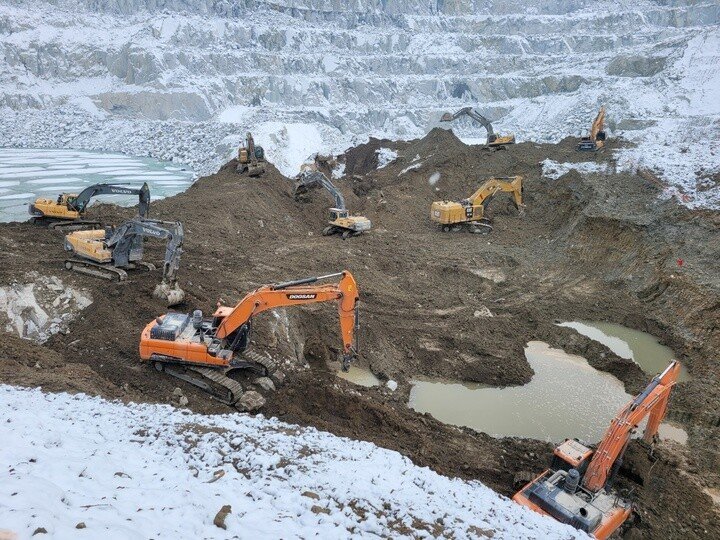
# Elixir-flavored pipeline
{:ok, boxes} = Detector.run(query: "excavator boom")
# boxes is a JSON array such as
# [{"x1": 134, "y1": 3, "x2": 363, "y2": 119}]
[{"x1": 513, "y1": 361, "x2": 681, "y2": 539}]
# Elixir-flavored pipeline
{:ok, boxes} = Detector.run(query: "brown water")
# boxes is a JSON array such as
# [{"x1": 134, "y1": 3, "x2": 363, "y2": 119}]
[
  {"x1": 558, "y1": 321, "x2": 690, "y2": 382},
  {"x1": 334, "y1": 364, "x2": 380, "y2": 387},
  {"x1": 408, "y1": 341, "x2": 687, "y2": 444}
]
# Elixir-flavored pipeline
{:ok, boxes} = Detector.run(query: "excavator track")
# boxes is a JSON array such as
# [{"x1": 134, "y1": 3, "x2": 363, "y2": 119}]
[
  {"x1": 49, "y1": 220, "x2": 102, "y2": 231},
  {"x1": 30, "y1": 216, "x2": 101, "y2": 231},
  {"x1": 64, "y1": 258, "x2": 128, "y2": 281},
  {"x1": 468, "y1": 220, "x2": 493, "y2": 234},
  {"x1": 239, "y1": 349, "x2": 282, "y2": 382},
  {"x1": 153, "y1": 361, "x2": 245, "y2": 407}
]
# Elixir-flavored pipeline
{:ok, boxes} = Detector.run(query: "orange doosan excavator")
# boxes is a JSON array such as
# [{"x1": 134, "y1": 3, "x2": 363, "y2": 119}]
[
  {"x1": 513, "y1": 361, "x2": 681, "y2": 539},
  {"x1": 139, "y1": 271, "x2": 359, "y2": 410}
]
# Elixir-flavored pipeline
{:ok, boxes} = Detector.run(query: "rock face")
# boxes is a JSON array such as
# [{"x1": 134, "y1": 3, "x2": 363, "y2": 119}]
[{"x1": 0, "y1": 1, "x2": 718, "y2": 204}]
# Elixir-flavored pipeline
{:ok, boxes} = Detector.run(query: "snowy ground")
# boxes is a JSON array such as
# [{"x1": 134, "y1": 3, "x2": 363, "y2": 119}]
[
  {"x1": 0, "y1": 385, "x2": 584, "y2": 539},
  {"x1": 0, "y1": 1, "x2": 718, "y2": 207}
]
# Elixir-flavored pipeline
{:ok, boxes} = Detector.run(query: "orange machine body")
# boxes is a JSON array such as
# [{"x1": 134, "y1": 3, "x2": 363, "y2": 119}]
[
  {"x1": 513, "y1": 361, "x2": 681, "y2": 539},
  {"x1": 140, "y1": 271, "x2": 359, "y2": 368}
]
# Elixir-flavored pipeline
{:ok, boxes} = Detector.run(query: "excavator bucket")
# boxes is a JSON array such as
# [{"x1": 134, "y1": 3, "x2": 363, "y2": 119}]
[
  {"x1": 153, "y1": 280, "x2": 185, "y2": 307},
  {"x1": 440, "y1": 112, "x2": 454, "y2": 122}
]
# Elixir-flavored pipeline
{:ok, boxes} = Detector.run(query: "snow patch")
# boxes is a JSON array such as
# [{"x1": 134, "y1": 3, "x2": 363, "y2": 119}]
[
  {"x1": 0, "y1": 273, "x2": 92, "y2": 342},
  {"x1": 399, "y1": 162, "x2": 422, "y2": 176},
  {"x1": 541, "y1": 159, "x2": 609, "y2": 180},
  {"x1": 0, "y1": 386, "x2": 585, "y2": 539},
  {"x1": 375, "y1": 148, "x2": 398, "y2": 169},
  {"x1": 253, "y1": 122, "x2": 326, "y2": 177}
]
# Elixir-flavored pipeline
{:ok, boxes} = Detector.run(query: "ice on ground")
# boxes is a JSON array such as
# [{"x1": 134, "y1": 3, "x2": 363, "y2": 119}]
[
  {"x1": 0, "y1": 386, "x2": 585, "y2": 539},
  {"x1": 0, "y1": 273, "x2": 92, "y2": 342},
  {"x1": 0, "y1": 149, "x2": 194, "y2": 223},
  {"x1": 376, "y1": 148, "x2": 398, "y2": 169},
  {"x1": 541, "y1": 159, "x2": 610, "y2": 180},
  {"x1": 399, "y1": 163, "x2": 422, "y2": 176}
]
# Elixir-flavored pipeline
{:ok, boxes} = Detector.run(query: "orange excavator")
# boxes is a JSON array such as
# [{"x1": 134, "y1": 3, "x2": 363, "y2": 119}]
[
  {"x1": 513, "y1": 361, "x2": 681, "y2": 539},
  {"x1": 139, "y1": 271, "x2": 359, "y2": 410}
]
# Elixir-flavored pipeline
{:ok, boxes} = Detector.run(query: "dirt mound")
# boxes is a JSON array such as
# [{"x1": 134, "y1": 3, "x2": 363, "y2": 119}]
[{"x1": 1, "y1": 128, "x2": 719, "y2": 538}]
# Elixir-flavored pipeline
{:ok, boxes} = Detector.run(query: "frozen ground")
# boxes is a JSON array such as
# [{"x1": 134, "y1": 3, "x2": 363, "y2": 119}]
[
  {"x1": 0, "y1": 385, "x2": 584, "y2": 539},
  {"x1": 0, "y1": 149, "x2": 194, "y2": 222},
  {"x1": 0, "y1": 1, "x2": 718, "y2": 207}
]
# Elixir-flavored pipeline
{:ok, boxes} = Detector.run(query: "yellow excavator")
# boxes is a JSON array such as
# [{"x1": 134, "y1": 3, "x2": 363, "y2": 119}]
[
  {"x1": 440, "y1": 107, "x2": 515, "y2": 148},
  {"x1": 293, "y1": 171, "x2": 371, "y2": 238},
  {"x1": 64, "y1": 217, "x2": 185, "y2": 306},
  {"x1": 29, "y1": 182, "x2": 150, "y2": 230},
  {"x1": 236, "y1": 132, "x2": 265, "y2": 177},
  {"x1": 577, "y1": 106, "x2": 607, "y2": 152},
  {"x1": 430, "y1": 176, "x2": 524, "y2": 233}
]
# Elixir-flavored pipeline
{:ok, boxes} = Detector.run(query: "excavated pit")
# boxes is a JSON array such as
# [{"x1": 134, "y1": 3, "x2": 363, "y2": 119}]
[{"x1": 1, "y1": 129, "x2": 719, "y2": 538}]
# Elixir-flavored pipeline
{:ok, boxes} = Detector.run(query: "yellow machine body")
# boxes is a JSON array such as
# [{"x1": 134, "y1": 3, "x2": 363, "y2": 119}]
[
  {"x1": 488, "y1": 134, "x2": 517, "y2": 147},
  {"x1": 64, "y1": 230, "x2": 112, "y2": 263},
  {"x1": 32, "y1": 195, "x2": 81, "y2": 221},
  {"x1": 430, "y1": 176, "x2": 524, "y2": 227}
]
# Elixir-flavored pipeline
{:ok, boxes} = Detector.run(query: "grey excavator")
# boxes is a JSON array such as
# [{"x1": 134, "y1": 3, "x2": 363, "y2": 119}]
[
  {"x1": 64, "y1": 218, "x2": 185, "y2": 306},
  {"x1": 440, "y1": 107, "x2": 516, "y2": 148},
  {"x1": 293, "y1": 171, "x2": 371, "y2": 238}
]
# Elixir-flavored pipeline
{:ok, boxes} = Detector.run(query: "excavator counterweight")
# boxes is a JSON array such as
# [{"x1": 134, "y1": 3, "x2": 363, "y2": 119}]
[
  {"x1": 30, "y1": 182, "x2": 151, "y2": 230},
  {"x1": 430, "y1": 176, "x2": 524, "y2": 233},
  {"x1": 140, "y1": 271, "x2": 360, "y2": 410},
  {"x1": 513, "y1": 361, "x2": 681, "y2": 539}
]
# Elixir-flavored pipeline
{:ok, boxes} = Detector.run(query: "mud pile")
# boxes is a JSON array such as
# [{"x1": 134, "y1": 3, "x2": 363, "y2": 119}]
[{"x1": 1, "y1": 129, "x2": 718, "y2": 538}]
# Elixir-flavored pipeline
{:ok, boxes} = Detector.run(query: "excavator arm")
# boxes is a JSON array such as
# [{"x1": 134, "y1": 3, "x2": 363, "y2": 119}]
[
  {"x1": 590, "y1": 106, "x2": 606, "y2": 142},
  {"x1": 215, "y1": 271, "x2": 359, "y2": 366},
  {"x1": 512, "y1": 361, "x2": 681, "y2": 539},
  {"x1": 441, "y1": 107, "x2": 496, "y2": 140},
  {"x1": 293, "y1": 171, "x2": 346, "y2": 211},
  {"x1": 70, "y1": 182, "x2": 151, "y2": 217},
  {"x1": 583, "y1": 360, "x2": 680, "y2": 492},
  {"x1": 467, "y1": 176, "x2": 524, "y2": 210}
]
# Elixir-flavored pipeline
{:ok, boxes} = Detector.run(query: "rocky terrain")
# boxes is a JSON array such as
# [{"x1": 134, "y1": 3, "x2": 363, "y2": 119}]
[
  {"x1": 1, "y1": 0, "x2": 718, "y2": 205},
  {"x1": 1, "y1": 129, "x2": 718, "y2": 537}
]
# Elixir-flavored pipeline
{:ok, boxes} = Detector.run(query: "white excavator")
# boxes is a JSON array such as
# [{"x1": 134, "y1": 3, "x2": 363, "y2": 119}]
[{"x1": 440, "y1": 107, "x2": 516, "y2": 148}]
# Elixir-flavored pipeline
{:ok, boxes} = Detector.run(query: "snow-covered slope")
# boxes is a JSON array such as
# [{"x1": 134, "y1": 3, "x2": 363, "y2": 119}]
[
  {"x1": 1, "y1": 0, "x2": 718, "y2": 206},
  {"x1": 0, "y1": 385, "x2": 584, "y2": 538}
]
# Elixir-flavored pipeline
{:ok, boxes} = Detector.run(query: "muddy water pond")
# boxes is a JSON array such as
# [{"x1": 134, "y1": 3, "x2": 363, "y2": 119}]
[
  {"x1": 0, "y1": 148, "x2": 194, "y2": 222},
  {"x1": 334, "y1": 365, "x2": 380, "y2": 387},
  {"x1": 558, "y1": 321, "x2": 690, "y2": 382},
  {"x1": 409, "y1": 341, "x2": 687, "y2": 444}
]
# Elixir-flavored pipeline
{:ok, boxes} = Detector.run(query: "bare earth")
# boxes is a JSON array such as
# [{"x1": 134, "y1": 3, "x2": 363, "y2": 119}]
[{"x1": 1, "y1": 129, "x2": 718, "y2": 538}]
